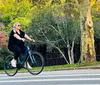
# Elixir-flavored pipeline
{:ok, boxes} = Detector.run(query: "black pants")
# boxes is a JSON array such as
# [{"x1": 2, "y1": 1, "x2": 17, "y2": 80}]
[{"x1": 8, "y1": 45, "x2": 27, "y2": 60}]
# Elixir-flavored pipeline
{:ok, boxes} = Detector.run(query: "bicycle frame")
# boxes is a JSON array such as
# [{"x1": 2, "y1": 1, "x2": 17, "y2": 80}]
[
  {"x1": 4, "y1": 42, "x2": 44, "y2": 76},
  {"x1": 27, "y1": 46, "x2": 37, "y2": 65}
]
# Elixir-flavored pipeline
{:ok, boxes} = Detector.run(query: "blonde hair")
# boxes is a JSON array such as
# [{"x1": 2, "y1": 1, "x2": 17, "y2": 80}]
[{"x1": 12, "y1": 22, "x2": 20, "y2": 29}]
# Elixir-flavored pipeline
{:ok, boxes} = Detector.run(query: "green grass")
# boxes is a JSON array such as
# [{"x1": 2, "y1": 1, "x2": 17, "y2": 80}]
[
  {"x1": 44, "y1": 62, "x2": 100, "y2": 71},
  {"x1": 1, "y1": 61, "x2": 100, "y2": 73}
]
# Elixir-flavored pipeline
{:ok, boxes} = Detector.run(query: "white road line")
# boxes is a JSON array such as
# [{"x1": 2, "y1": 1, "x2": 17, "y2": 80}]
[
  {"x1": 53, "y1": 84, "x2": 100, "y2": 85},
  {"x1": 0, "y1": 78, "x2": 100, "y2": 83},
  {"x1": 0, "y1": 74, "x2": 100, "y2": 80},
  {"x1": 52, "y1": 84, "x2": 100, "y2": 85}
]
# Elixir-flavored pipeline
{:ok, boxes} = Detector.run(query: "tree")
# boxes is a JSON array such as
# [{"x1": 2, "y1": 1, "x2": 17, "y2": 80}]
[
  {"x1": 64, "y1": 0, "x2": 97, "y2": 62},
  {"x1": 27, "y1": 3, "x2": 80, "y2": 64},
  {"x1": 77, "y1": 0, "x2": 97, "y2": 62},
  {"x1": 0, "y1": 0, "x2": 33, "y2": 33},
  {"x1": 92, "y1": 1, "x2": 100, "y2": 38}
]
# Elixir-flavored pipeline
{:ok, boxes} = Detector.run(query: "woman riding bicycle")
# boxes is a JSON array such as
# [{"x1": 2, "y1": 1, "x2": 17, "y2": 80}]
[{"x1": 8, "y1": 22, "x2": 35, "y2": 68}]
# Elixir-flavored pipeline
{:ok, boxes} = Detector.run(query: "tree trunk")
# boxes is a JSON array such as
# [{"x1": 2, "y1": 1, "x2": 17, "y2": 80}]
[
  {"x1": 67, "y1": 40, "x2": 75, "y2": 64},
  {"x1": 71, "y1": 40, "x2": 75, "y2": 64},
  {"x1": 79, "y1": 0, "x2": 96, "y2": 62},
  {"x1": 67, "y1": 42, "x2": 72, "y2": 64}
]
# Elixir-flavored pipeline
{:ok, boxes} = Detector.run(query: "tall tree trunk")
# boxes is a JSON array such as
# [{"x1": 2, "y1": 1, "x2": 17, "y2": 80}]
[{"x1": 79, "y1": 0, "x2": 96, "y2": 62}]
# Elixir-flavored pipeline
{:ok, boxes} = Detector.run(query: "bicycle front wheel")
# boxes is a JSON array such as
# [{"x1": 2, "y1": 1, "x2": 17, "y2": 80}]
[
  {"x1": 4, "y1": 55, "x2": 18, "y2": 76},
  {"x1": 26, "y1": 51, "x2": 44, "y2": 75}
]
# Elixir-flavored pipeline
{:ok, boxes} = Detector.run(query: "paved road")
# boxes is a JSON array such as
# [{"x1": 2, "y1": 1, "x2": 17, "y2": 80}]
[{"x1": 0, "y1": 69, "x2": 100, "y2": 85}]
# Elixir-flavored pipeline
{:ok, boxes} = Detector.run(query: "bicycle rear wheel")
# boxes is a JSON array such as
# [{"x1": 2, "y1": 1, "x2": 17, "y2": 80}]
[
  {"x1": 4, "y1": 55, "x2": 18, "y2": 76},
  {"x1": 26, "y1": 51, "x2": 44, "y2": 75}
]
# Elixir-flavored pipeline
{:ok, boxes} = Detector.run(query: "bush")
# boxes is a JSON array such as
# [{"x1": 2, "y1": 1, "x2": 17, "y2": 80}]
[
  {"x1": 26, "y1": 4, "x2": 80, "y2": 64},
  {"x1": 0, "y1": 46, "x2": 11, "y2": 69}
]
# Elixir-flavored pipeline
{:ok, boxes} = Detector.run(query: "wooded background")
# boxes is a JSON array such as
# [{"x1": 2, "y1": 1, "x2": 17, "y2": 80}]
[{"x1": 0, "y1": 0, "x2": 100, "y2": 69}]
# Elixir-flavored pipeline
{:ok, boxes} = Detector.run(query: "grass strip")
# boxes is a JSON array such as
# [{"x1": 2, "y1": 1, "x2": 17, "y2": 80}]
[{"x1": 0, "y1": 62, "x2": 100, "y2": 73}]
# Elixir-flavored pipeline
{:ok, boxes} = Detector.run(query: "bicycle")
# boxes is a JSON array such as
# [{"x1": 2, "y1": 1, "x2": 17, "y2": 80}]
[{"x1": 4, "y1": 42, "x2": 44, "y2": 76}]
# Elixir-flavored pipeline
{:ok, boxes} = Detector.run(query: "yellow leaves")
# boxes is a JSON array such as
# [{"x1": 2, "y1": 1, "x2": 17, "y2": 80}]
[
  {"x1": 60, "y1": 0, "x2": 66, "y2": 4},
  {"x1": 24, "y1": 0, "x2": 29, "y2": 3},
  {"x1": 0, "y1": 2, "x2": 8, "y2": 13},
  {"x1": 61, "y1": 12, "x2": 65, "y2": 17},
  {"x1": 0, "y1": 3, "x2": 5, "y2": 8},
  {"x1": 90, "y1": 0, "x2": 96, "y2": 7},
  {"x1": 0, "y1": 0, "x2": 34, "y2": 31},
  {"x1": 45, "y1": 0, "x2": 52, "y2": 7},
  {"x1": 94, "y1": 2, "x2": 100, "y2": 11}
]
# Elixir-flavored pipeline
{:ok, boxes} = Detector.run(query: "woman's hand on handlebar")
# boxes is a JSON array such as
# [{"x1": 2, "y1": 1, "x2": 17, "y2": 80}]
[
  {"x1": 31, "y1": 39, "x2": 35, "y2": 43},
  {"x1": 21, "y1": 38, "x2": 25, "y2": 42}
]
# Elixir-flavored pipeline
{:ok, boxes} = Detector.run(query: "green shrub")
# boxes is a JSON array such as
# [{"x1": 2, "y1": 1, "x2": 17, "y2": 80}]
[{"x1": 0, "y1": 46, "x2": 11, "y2": 69}]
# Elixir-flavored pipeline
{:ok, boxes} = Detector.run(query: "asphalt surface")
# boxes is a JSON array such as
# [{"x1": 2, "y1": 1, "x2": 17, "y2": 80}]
[{"x1": 0, "y1": 69, "x2": 100, "y2": 85}]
